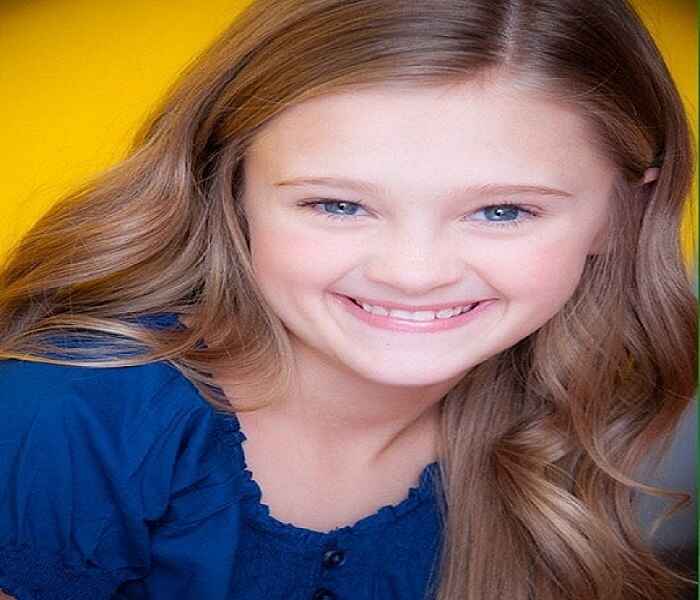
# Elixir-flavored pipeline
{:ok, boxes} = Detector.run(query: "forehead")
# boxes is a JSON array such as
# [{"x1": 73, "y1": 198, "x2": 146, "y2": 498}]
[{"x1": 247, "y1": 76, "x2": 613, "y2": 194}]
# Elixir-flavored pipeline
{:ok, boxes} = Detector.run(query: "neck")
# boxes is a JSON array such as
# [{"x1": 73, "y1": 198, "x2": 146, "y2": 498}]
[{"x1": 236, "y1": 339, "x2": 459, "y2": 473}]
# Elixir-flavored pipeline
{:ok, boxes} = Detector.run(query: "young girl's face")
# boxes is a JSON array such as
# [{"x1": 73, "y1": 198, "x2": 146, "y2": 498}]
[{"x1": 241, "y1": 75, "x2": 615, "y2": 388}]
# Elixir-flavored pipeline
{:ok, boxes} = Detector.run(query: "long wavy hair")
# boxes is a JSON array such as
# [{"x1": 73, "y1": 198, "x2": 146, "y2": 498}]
[{"x1": 0, "y1": 1, "x2": 696, "y2": 598}]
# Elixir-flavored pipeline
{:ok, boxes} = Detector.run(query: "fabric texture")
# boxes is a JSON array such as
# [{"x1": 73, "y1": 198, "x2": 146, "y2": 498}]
[{"x1": 0, "y1": 314, "x2": 444, "y2": 599}]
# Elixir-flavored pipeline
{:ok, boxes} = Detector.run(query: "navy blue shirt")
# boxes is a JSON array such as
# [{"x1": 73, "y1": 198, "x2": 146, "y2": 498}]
[{"x1": 0, "y1": 316, "x2": 444, "y2": 599}]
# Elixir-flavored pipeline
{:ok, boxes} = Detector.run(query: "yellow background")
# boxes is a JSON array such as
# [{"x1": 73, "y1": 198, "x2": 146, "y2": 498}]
[{"x1": 0, "y1": 0, "x2": 697, "y2": 265}]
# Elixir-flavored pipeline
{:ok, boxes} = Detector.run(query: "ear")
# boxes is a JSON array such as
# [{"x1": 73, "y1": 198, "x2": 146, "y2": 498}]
[
  {"x1": 588, "y1": 167, "x2": 660, "y2": 256},
  {"x1": 643, "y1": 167, "x2": 660, "y2": 184}
]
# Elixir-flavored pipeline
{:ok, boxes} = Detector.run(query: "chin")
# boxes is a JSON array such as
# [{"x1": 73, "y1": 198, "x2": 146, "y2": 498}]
[{"x1": 351, "y1": 364, "x2": 470, "y2": 388}]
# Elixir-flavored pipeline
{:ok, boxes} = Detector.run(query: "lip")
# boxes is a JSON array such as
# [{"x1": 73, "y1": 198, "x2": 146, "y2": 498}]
[
  {"x1": 333, "y1": 293, "x2": 494, "y2": 333},
  {"x1": 340, "y1": 295, "x2": 482, "y2": 312}
]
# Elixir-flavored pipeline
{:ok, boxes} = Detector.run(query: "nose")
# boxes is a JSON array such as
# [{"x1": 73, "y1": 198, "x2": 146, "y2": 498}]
[{"x1": 363, "y1": 227, "x2": 464, "y2": 296}]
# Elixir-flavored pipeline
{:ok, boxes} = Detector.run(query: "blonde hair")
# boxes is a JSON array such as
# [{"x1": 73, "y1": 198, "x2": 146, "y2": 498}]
[{"x1": 1, "y1": 1, "x2": 696, "y2": 598}]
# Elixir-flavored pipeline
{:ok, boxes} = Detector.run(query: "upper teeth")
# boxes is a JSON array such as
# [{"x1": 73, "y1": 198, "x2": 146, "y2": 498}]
[{"x1": 358, "y1": 301, "x2": 475, "y2": 321}]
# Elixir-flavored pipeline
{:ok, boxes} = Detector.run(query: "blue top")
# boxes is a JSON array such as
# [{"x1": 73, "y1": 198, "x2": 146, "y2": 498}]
[{"x1": 0, "y1": 314, "x2": 444, "y2": 599}]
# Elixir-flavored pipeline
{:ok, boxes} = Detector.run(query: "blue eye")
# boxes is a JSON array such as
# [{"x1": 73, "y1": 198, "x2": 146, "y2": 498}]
[
  {"x1": 309, "y1": 200, "x2": 366, "y2": 219},
  {"x1": 298, "y1": 199, "x2": 540, "y2": 228},
  {"x1": 474, "y1": 204, "x2": 537, "y2": 228}
]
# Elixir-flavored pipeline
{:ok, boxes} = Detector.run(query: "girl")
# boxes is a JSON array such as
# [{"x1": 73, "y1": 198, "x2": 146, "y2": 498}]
[{"x1": 0, "y1": 0, "x2": 696, "y2": 599}]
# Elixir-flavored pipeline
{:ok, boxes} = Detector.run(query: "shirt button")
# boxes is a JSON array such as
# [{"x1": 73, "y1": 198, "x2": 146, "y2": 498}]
[
  {"x1": 312, "y1": 588, "x2": 337, "y2": 600},
  {"x1": 322, "y1": 549, "x2": 346, "y2": 568}
]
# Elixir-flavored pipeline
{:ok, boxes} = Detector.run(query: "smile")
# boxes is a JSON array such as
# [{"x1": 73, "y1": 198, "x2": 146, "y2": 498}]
[
  {"x1": 350, "y1": 298, "x2": 479, "y2": 321},
  {"x1": 333, "y1": 294, "x2": 492, "y2": 333}
]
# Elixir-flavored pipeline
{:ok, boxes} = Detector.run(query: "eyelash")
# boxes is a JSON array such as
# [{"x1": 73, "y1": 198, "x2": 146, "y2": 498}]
[{"x1": 297, "y1": 199, "x2": 541, "y2": 229}]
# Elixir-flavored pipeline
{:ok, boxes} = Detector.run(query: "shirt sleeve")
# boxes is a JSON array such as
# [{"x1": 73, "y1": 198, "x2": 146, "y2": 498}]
[{"x1": 0, "y1": 358, "x2": 243, "y2": 600}]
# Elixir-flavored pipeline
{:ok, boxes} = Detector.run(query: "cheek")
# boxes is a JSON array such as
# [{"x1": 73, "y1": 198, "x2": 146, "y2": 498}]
[
  {"x1": 489, "y1": 240, "x2": 589, "y2": 311},
  {"x1": 248, "y1": 220, "x2": 345, "y2": 297}
]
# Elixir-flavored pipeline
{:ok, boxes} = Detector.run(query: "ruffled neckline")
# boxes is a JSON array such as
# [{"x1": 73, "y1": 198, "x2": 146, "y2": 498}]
[{"x1": 213, "y1": 408, "x2": 441, "y2": 547}]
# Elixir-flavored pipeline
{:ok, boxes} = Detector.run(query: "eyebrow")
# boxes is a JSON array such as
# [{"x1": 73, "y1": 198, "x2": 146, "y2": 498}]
[{"x1": 273, "y1": 176, "x2": 574, "y2": 200}]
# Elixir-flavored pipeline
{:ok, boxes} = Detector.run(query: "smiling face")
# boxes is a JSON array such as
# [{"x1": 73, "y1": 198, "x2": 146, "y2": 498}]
[{"x1": 240, "y1": 76, "x2": 615, "y2": 389}]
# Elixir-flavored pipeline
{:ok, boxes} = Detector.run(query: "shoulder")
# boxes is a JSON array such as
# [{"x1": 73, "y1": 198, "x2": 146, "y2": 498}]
[
  {"x1": 0, "y1": 356, "x2": 233, "y2": 486},
  {"x1": 0, "y1": 358, "x2": 211, "y2": 440},
  {"x1": 0, "y1": 354, "x2": 238, "y2": 465}
]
